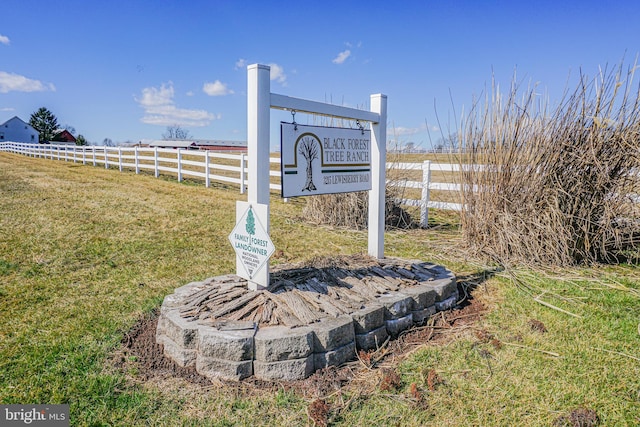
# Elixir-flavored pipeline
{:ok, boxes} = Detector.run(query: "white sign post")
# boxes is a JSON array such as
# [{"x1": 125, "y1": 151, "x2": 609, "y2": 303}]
[{"x1": 238, "y1": 63, "x2": 387, "y2": 291}]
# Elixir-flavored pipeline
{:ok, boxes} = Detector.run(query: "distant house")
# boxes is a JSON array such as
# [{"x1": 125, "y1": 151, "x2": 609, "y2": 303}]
[
  {"x1": 51, "y1": 129, "x2": 77, "y2": 143},
  {"x1": 146, "y1": 139, "x2": 247, "y2": 151},
  {"x1": 0, "y1": 116, "x2": 39, "y2": 144},
  {"x1": 194, "y1": 139, "x2": 247, "y2": 152}
]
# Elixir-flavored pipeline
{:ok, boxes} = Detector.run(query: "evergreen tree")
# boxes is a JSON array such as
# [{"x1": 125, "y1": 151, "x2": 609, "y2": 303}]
[
  {"x1": 246, "y1": 208, "x2": 255, "y2": 236},
  {"x1": 29, "y1": 107, "x2": 59, "y2": 143}
]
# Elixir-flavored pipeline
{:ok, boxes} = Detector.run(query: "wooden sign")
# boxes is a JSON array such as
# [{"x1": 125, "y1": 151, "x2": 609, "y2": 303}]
[{"x1": 280, "y1": 123, "x2": 371, "y2": 198}]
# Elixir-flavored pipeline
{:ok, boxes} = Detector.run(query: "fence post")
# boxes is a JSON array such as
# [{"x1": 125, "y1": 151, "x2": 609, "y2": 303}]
[
  {"x1": 420, "y1": 160, "x2": 432, "y2": 228},
  {"x1": 135, "y1": 146, "x2": 139, "y2": 174},
  {"x1": 154, "y1": 147, "x2": 159, "y2": 178},
  {"x1": 240, "y1": 152, "x2": 246, "y2": 194},
  {"x1": 65, "y1": 146, "x2": 68, "y2": 162},
  {"x1": 205, "y1": 151, "x2": 210, "y2": 188},
  {"x1": 177, "y1": 148, "x2": 182, "y2": 182},
  {"x1": 118, "y1": 147, "x2": 122, "y2": 172},
  {"x1": 104, "y1": 147, "x2": 108, "y2": 169},
  {"x1": 73, "y1": 146, "x2": 77, "y2": 163},
  {"x1": 92, "y1": 146, "x2": 96, "y2": 166}
]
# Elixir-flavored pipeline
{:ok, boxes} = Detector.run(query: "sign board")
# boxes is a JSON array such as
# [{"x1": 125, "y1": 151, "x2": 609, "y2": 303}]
[
  {"x1": 228, "y1": 201, "x2": 275, "y2": 284},
  {"x1": 280, "y1": 123, "x2": 371, "y2": 198}
]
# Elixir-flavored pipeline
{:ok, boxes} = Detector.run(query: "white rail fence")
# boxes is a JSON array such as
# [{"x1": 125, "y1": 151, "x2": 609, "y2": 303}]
[{"x1": 0, "y1": 142, "x2": 463, "y2": 227}]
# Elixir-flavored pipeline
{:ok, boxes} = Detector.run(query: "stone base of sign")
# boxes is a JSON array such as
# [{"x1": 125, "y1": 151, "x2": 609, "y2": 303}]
[
  {"x1": 155, "y1": 257, "x2": 458, "y2": 381},
  {"x1": 355, "y1": 325, "x2": 389, "y2": 351}
]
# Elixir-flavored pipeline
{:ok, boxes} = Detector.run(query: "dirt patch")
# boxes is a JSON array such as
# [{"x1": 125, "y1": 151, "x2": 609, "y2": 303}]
[
  {"x1": 529, "y1": 318, "x2": 548, "y2": 333},
  {"x1": 554, "y1": 407, "x2": 599, "y2": 427},
  {"x1": 114, "y1": 313, "x2": 212, "y2": 387}
]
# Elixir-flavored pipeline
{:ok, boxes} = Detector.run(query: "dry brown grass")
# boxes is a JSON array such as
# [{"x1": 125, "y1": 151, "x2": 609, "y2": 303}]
[
  {"x1": 302, "y1": 189, "x2": 415, "y2": 230},
  {"x1": 302, "y1": 144, "x2": 419, "y2": 230},
  {"x1": 460, "y1": 61, "x2": 640, "y2": 266}
]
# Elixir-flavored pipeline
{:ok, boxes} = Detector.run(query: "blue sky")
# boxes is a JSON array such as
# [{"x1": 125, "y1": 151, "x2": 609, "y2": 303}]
[{"x1": 1, "y1": 0, "x2": 639, "y2": 149}]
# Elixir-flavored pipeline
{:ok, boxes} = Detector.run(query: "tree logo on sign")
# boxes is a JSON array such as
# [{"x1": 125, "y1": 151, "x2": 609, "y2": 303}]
[
  {"x1": 246, "y1": 207, "x2": 255, "y2": 236},
  {"x1": 298, "y1": 134, "x2": 319, "y2": 192}
]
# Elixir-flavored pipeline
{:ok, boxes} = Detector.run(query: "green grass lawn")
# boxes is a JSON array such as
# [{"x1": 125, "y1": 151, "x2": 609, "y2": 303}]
[{"x1": 0, "y1": 153, "x2": 638, "y2": 426}]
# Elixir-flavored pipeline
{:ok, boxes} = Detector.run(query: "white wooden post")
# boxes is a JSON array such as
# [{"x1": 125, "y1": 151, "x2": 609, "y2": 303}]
[
  {"x1": 92, "y1": 147, "x2": 96, "y2": 166},
  {"x1": 368, "y1": 94, "x2": 387, "y2": 259},
  {"x1": 133, "y1": 145, "x2": 140, "y2": 175},
  {"x1": 177, "y1": 148, "x2": 182, "y2": 182},
  {"x1": 118, "y1": 147, "x2": 122, "y2": 172},
  {"x1": 246, "y1": 63, "x2": 271, "y2": 290},
  {"x1": 73, "y1": 146, "x2": 77, "y2": 163},
  {"x1": 240, "y1": 152, "x2": 246, "y2": 194},
  {"x1": 104, "y1": 147, "x2": 108, "y2": 169},
  {"x1": 154, "y1": 147, "x2": 159, "y2": 177},
  {"x1": 65, "y1": 146, "x2": 68, "y2": 162},
  {"x1": 420, "y1": 160, "x2": 432, "y2": 228},
  {"x1": 205, "y1": 151, "x2": 210, "y2": 188}
]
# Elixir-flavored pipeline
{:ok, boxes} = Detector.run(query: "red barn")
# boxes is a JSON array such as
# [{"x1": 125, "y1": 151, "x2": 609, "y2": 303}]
[{"x1": 51, "y1": 129, "x2": 77, "y2": 143}]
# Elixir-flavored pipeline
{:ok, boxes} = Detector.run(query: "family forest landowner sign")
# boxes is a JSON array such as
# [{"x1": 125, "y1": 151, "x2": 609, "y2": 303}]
[
  {"x1": 281, "y1": 123, "x2": 372, "y2": 198},
  {"x1": 228, "y1": 202, "x2": 275, "y2": 281}
]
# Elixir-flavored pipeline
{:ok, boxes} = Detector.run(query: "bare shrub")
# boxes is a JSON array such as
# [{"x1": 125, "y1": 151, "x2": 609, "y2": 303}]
[
  {"x1": 460, "y1": 62, "x2": 640, "y2": 265},
  {"x1": 302, "y1": 190, "x2": 414, "y2": 230},
  {"x1": 302, "y1": 139, "x2": 416, "y2": 230}
]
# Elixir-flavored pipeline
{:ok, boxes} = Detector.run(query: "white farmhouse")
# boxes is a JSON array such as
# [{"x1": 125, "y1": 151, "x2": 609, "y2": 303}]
[{"x1": 0, "y1": 116, "x2": 39, "y2": 144}]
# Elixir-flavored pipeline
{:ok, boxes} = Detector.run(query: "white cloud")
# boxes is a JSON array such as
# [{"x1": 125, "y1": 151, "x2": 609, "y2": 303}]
[
  {"x1": 268, "y1": 63, "x2": 287, "y2": 85},
  {"x1": 135, "y1": 82, "x2": 216, "y2": 127},
  {"x1": 203, "y1": 80, "x2": 234, "y2": 96},
  {"x1": 0, "y1": 107, "x2": 15, "y2": 112},
  {"x1": 332, "y1": 49, "x2": 351, "y2": 64},
  {"x1": 186, "y1": 90, "x2": 194, "y2": 96},
  {"x1": 235, "y1": 58, "x2": 247, "y2": 70},
  {"x1": 389, "y1": 123, "x2": 439, "y2": 137},
  {"x1": 0, "y1": 34, "x2": 9, "y2": 45},
  {"x1": 391, "y1": 126, "x2": 422, "y2": 136},
  {"x1": 0, "y1": 71, "x2": 55, "y2": 93}
]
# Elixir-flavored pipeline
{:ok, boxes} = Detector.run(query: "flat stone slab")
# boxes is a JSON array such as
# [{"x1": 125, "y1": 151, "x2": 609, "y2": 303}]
[
  {"x1": 386, "y1": 314, "x2": 414, "y2": 337},
  {"x1": 196, "y1": 356, "x2": 253, "y2": 381},
  {"x1": 254, "y1": 326, "x2": 313, "y2": 362},
  {"x1": 377, "y1": 294, "x2": 414, "y2": 319},
  {"x1": 314, "y1": 341, "x2": 356, "y2": 369},
  {"x1": 412, "y1": 305, "x2": 437, "y2": 324},
  {"x1": 253, "y1": 356, "x2": 315, "y2": 381},
  {"x1": 198, "y1": 328, "x2": 254, "y2": 361},
  {"x1": 311, "y1": 315, "x2": 355, "y2": 352},
  {"x1": 351, "y1": 304, "x2": 385, "y2": 334},
  {"x1": 355, "y1": 325, "x2": 389, "y2": 351},
  {"x1": 156, "y1": 256, "x2": 457, "y2": 381}
]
